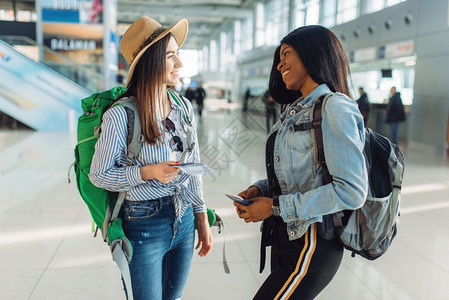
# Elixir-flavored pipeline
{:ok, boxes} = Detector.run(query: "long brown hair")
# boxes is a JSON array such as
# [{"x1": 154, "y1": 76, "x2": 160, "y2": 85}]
[{"x1": 117, "y1": 33, "x2": 173, "y2": 145}]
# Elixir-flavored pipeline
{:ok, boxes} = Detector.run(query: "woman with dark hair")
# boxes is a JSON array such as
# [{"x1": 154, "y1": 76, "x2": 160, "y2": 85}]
[
  {"x1": 89, "y1": 16, "x2": 212, "y2": 299},
  {"x1": 233, "y1": 25, "x2": 367, "y2": 299}
]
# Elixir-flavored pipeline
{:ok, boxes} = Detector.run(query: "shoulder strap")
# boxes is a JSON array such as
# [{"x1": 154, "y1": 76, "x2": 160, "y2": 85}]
[
  {"x1": 311, "y1": 93, "x2": 333, "y2": 184},
  {"x1": 113, "y1": 97, "x2": 144, "y2": 160},
  {"x1": 311, "y1": 93, "x2": 346, "y2": 227},
  {"x1": 110, "y1": 97, "x2": 144, "y2": 221},
  {"x1": 103, "y1": 98, "x2": 140, "y2": 300}
]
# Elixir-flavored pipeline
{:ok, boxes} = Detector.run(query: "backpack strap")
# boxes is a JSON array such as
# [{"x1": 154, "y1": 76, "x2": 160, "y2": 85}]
[
  {"x1": 311, "y1": 93, "x2": 345, "y2": 227},
  {"x1": 103, "y1": 98, "x2": 143, "y2": 300},
  {"x1": 113, "y1": 97, "x2": 145, "y2": 161},
  {"x1": 108, "y1": 97, "x2": 145, "y2": 222},
  {"x1": 111, "y1": 238, "x2": 133, "y2": 299},
  {"x1": 311, "y1": 94, "x2": 333, "y2": 184}
]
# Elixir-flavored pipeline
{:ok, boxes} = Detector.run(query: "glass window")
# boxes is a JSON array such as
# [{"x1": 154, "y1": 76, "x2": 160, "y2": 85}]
[
  {"x1": 295, "y1": 0, "x2": 320, "y2": 27},
  {"x1": 363, "y1": 0, "x2": 406, "y2": 15},
  {"x1": 209, "y1": 40, "x2": 217, "y2": 72},
  {"x1": 305, "y1": 0, "x2": 320, "y2": 25},
  {"x1": 387, "y1": 0, "x2": 405, "y2": 6},
  {"x1": 322, "y1": 0, "x2": 337, "y2": 28},
  {"x1": 364, "y1": 0, "x2": 384, "y2": 14},
  {"x1": 242, "y1": 18, "x2": 253, "y2": 52},
  {"x1": 234, "y1": 20, "x2": 241, "y2": 56},
  {"x1": 202, "y1": 46, "x2": 209, "y2": 71},
  {"x1": 255, "y1": 3, "x2": 265, "y2": 47},
  {"x1": 220, "y1": 32, "x2": 227, "y2": 72},
  {"x1": 261, "y1": 0, "x2": 289, "y2": 46},
  {"x1": 202, "y1": 46, "x2": 208, "y2": 71},
  {"x1": 265, "y1": 21, "x2": 274, "y2": 46},
  {"x1": 295, "y1": 7, "x2": 305, "y2": 27},
  {"x1": 198, "y1": 49, "x2": 204, "y2": 72},
  {"x1": 226, "y1": 29, "x2": 235, "y2": 68},
  {"x1": 280, "y1": 0, "x2": 289, "y2": 37},
  {"x1": 336, "y1": 0, "x2": 358, "y2": 25},
  {"x1": 263, "y1": 1, "x2": 275, "y2": 46}
]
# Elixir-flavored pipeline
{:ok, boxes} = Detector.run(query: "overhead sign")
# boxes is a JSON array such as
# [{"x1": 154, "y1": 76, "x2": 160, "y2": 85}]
[
  {"x1": 41, "y1": 0, "x2": 103, "y2": 24},
  {"x1": 39, "y1": 0, "x2": 104, "y2": 64},
  {"x1": 379, "y1": 40, "x2": 414, "y2": 59}
]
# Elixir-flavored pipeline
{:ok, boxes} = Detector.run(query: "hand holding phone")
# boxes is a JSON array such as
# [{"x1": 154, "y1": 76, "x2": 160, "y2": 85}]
[{"x1": 225, "y1": 193, "x2": 251, "y2": 205}]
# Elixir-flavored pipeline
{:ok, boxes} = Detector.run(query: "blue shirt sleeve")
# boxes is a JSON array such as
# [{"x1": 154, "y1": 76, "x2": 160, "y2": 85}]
[
  {"x1": 89, "y1": 105, "x2": 146, "y2": 192},
  {"x1": 184, "y1": 99, "x2": 206, "y2": 213}
]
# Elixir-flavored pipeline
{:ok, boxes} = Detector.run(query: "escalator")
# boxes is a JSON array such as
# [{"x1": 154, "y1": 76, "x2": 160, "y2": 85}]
[{"x1": 0, "y1": 37, "x2": 104, "y2": 131}]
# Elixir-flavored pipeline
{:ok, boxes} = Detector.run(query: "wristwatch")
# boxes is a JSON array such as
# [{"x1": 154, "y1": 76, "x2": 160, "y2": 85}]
[{"x1": 272, "y1": 195, "x2": 281, "y2": 217}]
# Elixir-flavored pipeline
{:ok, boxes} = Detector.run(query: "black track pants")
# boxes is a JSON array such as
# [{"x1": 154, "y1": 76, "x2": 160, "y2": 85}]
[{"x1": 254, "y1": 224, "x2": 344, "y2": 300}]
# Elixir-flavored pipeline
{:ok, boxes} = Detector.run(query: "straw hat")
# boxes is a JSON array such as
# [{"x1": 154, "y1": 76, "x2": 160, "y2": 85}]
[{"x1": 120, "y1": 16, "x2": 188, "y2": 86}]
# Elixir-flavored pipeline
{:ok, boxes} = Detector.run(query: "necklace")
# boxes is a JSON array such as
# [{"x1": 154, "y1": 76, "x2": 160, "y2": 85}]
[{"x1": 156, "y1": 92, "x2": 172, "y2": 119}]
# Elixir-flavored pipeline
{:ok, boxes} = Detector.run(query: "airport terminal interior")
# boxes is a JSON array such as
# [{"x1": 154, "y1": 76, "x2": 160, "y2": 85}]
[{"x1": 1, "y1": 0, "x2": 449, "y2": 299}]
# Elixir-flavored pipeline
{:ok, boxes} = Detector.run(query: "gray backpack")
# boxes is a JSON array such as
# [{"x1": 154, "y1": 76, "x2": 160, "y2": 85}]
[{"x1": 311, "y1": 94, "x2": 405, "y2": 260}]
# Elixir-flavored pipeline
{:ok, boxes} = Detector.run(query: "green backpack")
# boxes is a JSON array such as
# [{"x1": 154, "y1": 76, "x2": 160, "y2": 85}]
[
  {"x1": 73, "y1": 86, "x2": 127, "y2": 230},
  {"x1": 71, "y1": 86, "x2": 138, "y2": 299}
]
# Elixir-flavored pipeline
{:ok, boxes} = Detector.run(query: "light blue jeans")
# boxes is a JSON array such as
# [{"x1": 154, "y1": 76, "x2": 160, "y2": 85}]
[
  {"x1": 122, "y1": 196, "x2": 194, "y2": 300},
  {"x1": 390, "y1": 122, "x2": 400, "y2": 144}
]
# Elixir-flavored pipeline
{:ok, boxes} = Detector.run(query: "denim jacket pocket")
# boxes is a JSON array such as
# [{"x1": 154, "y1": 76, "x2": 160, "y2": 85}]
[
  {"x1": 282, "y1": 115, "x2": 316, "y2": 192},
  {"x1": 124, "y1": 200, "x2": 161, "y2": 221},
  {"x1": 288, "y1": 117, "x2": 313, "y2": 153}
]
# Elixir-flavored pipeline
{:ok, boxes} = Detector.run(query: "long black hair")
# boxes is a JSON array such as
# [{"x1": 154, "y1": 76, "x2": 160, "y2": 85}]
[{"x1": 269, "y1": 25, "x2": 351, "y2": 104}]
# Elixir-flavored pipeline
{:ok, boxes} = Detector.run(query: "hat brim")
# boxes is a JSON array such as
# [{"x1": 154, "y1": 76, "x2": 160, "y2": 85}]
[{"x1": 126, "y1": 18, "x2": 188, "y2": 86}]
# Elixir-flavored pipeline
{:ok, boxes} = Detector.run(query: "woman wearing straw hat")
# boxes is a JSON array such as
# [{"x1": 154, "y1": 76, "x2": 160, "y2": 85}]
[{"x1": 89, "y1": 16, "x2": 212, "y2": 299}]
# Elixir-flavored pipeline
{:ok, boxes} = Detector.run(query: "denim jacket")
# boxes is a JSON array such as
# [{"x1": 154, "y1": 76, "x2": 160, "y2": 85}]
[{"x1": 253, "y1": 84, "x2": 368, "y2": 241}]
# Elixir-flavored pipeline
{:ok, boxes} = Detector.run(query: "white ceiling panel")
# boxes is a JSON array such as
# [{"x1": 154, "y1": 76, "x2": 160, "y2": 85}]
[{"x1": 117, "y1": 0, "x2": 253, "y2": 49}]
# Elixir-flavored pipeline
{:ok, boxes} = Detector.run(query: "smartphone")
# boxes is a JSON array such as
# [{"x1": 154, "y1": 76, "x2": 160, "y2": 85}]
[{"x1": 225, "y1": 193, "x2": 251, "y2": 205}]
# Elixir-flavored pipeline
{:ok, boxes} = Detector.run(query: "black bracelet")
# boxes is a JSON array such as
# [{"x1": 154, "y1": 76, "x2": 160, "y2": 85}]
[{"x1": 273, "y1": 195, "x2": 280, "y2": 206}]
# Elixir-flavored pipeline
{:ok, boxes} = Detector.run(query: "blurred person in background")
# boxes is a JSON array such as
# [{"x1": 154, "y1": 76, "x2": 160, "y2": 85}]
[
  {"x1": 184, "y1": 86, "x2": 195, "y2": 102},
  {"x1": 263, "y1": 88, "x2": 278, "y2": 133},
  {"x1": 194, "y1": 83, "x2": 206, "y2": 119},
  {"x1": 357, "y1": 87, "x2": 370, "y2": 127},
  {"x1": 243, "y1": 87, "x2": 251, "y2": 112},
  {"x1": 386, "y1": 86, "x2": 406, "y2": 144}
]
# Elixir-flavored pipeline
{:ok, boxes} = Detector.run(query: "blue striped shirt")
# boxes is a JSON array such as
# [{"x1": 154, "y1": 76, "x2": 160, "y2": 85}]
[{"x1": 89, "y1": 92, "x2": 206, "y2": 219}]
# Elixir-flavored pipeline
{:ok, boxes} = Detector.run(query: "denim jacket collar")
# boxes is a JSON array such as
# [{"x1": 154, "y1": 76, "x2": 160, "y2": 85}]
[
  {"x1": 296, "y1": 84, "x2": 332, "y2": 108},
  {"x1": 279, "y1": 84, "x2": 332, "y2": 121}
]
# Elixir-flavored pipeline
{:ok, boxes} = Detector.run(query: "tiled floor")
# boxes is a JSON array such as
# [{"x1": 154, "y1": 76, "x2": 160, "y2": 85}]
[{"x1": 1, "y1": 103, "x2": 449, "y2": 300}]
